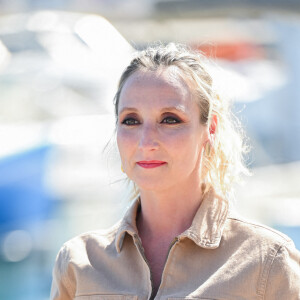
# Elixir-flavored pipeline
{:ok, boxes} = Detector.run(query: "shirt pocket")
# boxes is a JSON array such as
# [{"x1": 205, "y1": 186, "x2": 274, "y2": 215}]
[{"x1": 75, "y1": 295, "x2": 138, "y2": 300}]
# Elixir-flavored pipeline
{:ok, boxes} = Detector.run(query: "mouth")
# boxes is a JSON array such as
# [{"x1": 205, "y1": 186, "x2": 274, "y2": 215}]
[{"x1": 137, "y1": 160, "x2": 166, "y2": 169}]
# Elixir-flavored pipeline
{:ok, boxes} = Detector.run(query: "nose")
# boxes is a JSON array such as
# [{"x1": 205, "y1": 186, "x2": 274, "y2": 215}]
[{"x1": 138, "y1": 124, "x2": 159, "y2": 151}]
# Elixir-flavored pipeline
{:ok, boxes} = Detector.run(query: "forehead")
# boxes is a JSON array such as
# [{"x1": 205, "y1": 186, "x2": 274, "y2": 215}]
[{"x1": 118, "y1": 69, "x2": 195, "y2": 110}]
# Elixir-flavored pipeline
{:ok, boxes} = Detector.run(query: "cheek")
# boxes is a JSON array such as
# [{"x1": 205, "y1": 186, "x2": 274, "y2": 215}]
[
  {"x1": 170, "y1": 129, "x2": 206, "y2": 162},
  {"x1": 164, "y1": 127, "x2": 201, "y2": 149},
  {"x1": 116, "y1": 128, "x2": 137, "y2": 159}
]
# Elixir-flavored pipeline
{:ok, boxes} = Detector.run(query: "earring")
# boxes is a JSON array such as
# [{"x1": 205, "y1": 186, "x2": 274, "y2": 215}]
[
  {"x1": 205, "y1": 142, "x2": 212, "y2": 157},
  {"x1": 121, "y1": 165, "x2": 124, "y2": 172}
]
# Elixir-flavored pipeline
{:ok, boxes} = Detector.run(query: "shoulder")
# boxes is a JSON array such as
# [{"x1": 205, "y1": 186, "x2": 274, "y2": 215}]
[
  {"x1": 222, "y1": 213, "x2": 297, "y2": 266},
  {"x1": 55, "y1": 220, "x2": 121, "y2": 264},
  {"x1": 51, "y1": 221, "x2": 123, "y2": 299},
  {"x1": 223, "y1": 214, "x2": 300, "y2": 298},
  {"x1": 69, "y1": 220, "x2": 120, "y2": 245},
  {"x1": 225, "y1": 213, "x2": 293, "y2": 248}
]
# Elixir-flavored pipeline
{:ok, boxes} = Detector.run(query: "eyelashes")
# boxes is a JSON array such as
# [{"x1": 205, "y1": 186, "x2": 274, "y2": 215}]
[
  {"x1": 121, "y1": 116, "x2": 182, "y2": 126},
  {"x1": 161, "y1": 116, "x2": 181, "y2": 124},
  {"x1": 121, "y1": 118, "x2": 139, "y2": 126}
]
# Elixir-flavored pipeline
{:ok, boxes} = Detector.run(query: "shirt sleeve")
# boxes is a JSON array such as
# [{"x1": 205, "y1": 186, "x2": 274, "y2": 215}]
[
  {"x1": 50, "y1": 244, "x2": 75, "y2": 300},
  {"x1": 264, "y1": 240, "x2": 300, "y2": 300}
]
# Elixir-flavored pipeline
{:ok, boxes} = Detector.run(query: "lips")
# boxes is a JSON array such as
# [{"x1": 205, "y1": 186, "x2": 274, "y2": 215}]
[{"x1": 137, "y1": 160, "x2": 166, "y2": 169}]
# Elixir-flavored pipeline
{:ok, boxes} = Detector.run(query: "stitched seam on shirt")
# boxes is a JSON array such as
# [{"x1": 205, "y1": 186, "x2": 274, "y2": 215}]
[
  {"x1": 74, "y1": 293, "x2": 137, "y2": 299},
  {"x1": 62, "y1": 274, "x2": 73, "y2": 297},
  {"x1": 61, "y1": 244, "x2": 75, "y2": 297},
  {"x1": 257, "y1": 242, "x2": 285, "y2": 299},
  {"x1": 187, "y1": 231, "x2": 220, "y2": 248}
]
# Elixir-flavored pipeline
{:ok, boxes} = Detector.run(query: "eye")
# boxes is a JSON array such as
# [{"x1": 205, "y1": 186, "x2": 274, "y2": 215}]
[
  {"x1": 121, "y1": 118, "x2": 139, "y2": 126},
  {"x1": 161, "y1": 116, "x2": 181, "y2": 124}
]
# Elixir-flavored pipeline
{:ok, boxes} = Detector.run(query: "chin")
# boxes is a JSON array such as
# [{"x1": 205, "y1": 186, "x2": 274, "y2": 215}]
[{"x1": 134, "y1": 178, "x2": 169, "y2": 192}]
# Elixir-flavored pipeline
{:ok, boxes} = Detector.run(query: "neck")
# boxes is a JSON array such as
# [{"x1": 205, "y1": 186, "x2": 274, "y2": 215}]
[{"x1": 137, "y1": 181, "x2": 205, "y2": 240}]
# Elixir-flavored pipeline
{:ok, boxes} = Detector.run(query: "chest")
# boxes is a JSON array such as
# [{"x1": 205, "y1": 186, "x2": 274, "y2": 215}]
[
  {"x1": 142, "y1": 240, "x2": 173, "y2": 294},
  {"x1": 70, "y1": 236, "x2": 265, "y2": 300}
]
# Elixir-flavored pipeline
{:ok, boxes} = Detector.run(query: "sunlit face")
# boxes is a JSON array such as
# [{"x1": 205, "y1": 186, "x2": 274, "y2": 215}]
[{"x1": 116, "y1": 69, "x2": 209, "y2": 192}]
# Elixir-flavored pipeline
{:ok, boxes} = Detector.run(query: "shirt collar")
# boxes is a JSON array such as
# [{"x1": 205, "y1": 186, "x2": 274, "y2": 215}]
[
  {"x1": 115, "y1": 186, "x2": 229, "y2": 252},
  {"x1": 115, "y1": 197, "x2": 141, "y2": 253},
  {"x1": 178, "y1": 186, "x2": 229, "y2": 249}
]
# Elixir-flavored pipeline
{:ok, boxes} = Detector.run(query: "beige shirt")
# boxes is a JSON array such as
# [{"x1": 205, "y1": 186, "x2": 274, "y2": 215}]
[{"x1": 50, "y1": 188, "x2": 300, "y2": 300}]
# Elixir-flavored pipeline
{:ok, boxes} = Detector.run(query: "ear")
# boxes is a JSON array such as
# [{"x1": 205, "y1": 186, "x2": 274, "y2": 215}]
[{"x1": 209, "y1": 114, "x2": 218, "y2": 142}]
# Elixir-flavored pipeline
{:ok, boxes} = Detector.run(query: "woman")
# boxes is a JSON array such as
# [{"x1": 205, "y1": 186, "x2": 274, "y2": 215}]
[{"x1": 51, "y1": 43, "x2": 300, "y2": 299}]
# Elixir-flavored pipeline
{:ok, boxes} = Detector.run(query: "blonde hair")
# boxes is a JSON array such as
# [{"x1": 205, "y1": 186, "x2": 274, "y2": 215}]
[{"x1": 114, "y1": 43, "x2": 250, "y2": 199}]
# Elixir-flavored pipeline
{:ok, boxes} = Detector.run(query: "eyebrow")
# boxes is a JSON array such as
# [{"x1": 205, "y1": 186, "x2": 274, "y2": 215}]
[{"x1": 119, "y1": 105, "x2": 187, "y2": 115}]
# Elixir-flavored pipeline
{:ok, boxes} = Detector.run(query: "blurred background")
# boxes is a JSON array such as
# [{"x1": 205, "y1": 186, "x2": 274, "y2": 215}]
[{"x1": 0, "y1": 1, "x2": 299, "y2": 299}]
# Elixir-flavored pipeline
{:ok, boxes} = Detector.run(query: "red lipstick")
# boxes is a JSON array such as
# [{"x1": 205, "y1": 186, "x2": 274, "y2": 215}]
[{"x1": 137, "y1": 160, "x2": 166, "y2": 169}]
